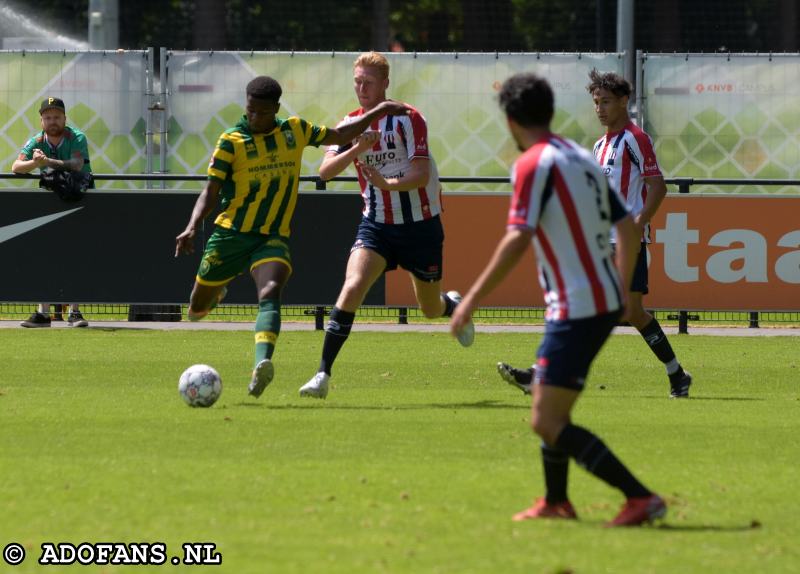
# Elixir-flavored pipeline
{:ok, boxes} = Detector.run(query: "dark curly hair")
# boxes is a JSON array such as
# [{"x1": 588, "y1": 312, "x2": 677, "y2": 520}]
[
  {"x1": 246, "y1": 76, "x2": 282, "y2": 102},
  {"x1": 497, "y1": 73, "x2": 554, "y2": 128},
  {"x1": 586, "y1": 69, "x2": 631, "y2": 97}
]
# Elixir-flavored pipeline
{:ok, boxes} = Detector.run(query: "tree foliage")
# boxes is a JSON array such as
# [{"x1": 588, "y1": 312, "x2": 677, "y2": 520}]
[{"x1": 1, "y1": 0, "x2": 796, "y2": 53}]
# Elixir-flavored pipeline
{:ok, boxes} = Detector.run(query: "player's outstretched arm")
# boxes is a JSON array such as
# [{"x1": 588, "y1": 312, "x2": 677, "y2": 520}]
[
  {"x1": 175, "y1": 180, "x2": 222, "y2": 257},
  {"x1": 319, "y1": 131, "x2": 382, "y2": 181},
  {"x1": 450, "y1": 227, "x2": 532, "y2": 339},
  {"x1": 322, "y1": 100, "x2": 409, "y2": 146},
  {"x1": 361, "y1": 157, "x2": 430, "y2": 191}
]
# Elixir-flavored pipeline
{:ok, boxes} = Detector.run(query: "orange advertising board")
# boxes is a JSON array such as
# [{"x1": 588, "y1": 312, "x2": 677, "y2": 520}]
[
  {"x1": 386, "y1": 194, "x2": 544, "y2": 307},
  {"x1": 385, "y1": 194, "x2": 800, "y2": 311},
  {"x1": 646, "y1": 195, "x2": 799, "y2": 310}
]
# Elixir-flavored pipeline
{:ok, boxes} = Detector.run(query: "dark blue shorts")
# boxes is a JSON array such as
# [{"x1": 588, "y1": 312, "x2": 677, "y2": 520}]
[
  {"x1": 613, "y1": 242, "x2": 649, "y2": 294},
  {"x1": 535, "y1": 311, "x2": 622, "y2": 391},
  {"x1": 353, "y1": 216, "x2": 444, "y2": 282}
]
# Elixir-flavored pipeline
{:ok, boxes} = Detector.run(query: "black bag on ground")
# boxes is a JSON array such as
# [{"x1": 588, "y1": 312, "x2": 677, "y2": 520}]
[{"x1": 40, "y1": 170, "x2": 93, "y2": 202}]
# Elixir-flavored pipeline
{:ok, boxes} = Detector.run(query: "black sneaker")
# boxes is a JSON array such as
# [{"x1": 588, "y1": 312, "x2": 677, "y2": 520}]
[
  {"x1": 497, "y1": 362, "x2": 534, "y2": 395},
  {"x1": 67, "y1": 311, "x2": 89, "y2": 328},
  {"x1": 21, "y1": 312, "x2": 52, "y2": 328},
  {"x1": 670, "y1": 371, "x2": 692, "y2": 398}
]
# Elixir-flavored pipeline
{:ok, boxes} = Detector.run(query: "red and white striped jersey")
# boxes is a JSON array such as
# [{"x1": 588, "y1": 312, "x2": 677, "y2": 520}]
[
  {"x1": 508, "y1": 134, "x2": 629, "y2": 321},
  {"x1": 592, "y1": 121, "x2": 661, "y2": 242},
  {"x1": 327, "y1": 105, "x2": 442, "y2": 224}
]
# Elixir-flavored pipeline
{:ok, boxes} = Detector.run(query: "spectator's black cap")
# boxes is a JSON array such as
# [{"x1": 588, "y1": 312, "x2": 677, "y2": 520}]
[{"x1": 40, "y1": 97, "x2": 66, "y2": 114}]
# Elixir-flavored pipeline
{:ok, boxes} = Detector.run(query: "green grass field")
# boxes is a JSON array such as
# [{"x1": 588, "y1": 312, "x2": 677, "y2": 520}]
[{"x1": 1, "y1": 328, "x2": 798, "y2": 573}]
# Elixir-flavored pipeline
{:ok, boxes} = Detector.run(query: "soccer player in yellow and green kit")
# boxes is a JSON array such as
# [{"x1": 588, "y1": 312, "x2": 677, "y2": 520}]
[{"x1": 175, "y1": 76, "x2": 410, "y2": 398}]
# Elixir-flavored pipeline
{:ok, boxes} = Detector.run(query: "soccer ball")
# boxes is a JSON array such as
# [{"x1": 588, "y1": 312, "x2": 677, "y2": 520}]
[{"x1": 178, "y1": 364, "x2": 222, "y2": 407}]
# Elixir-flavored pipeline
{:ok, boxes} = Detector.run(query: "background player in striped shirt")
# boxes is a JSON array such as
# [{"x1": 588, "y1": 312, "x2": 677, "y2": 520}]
[
  {"x1": 451, "y1": 72, "x2": 666, "y2": 526},
  {"x1": 300, "y1": 51, "x2": 473, "y2": 399},
  {"x1": 497, "y1": 69, "x2": 692, "y2": 399},
  {"x1": 175, "y1": 76, "x2": 409, "y2": 398}
]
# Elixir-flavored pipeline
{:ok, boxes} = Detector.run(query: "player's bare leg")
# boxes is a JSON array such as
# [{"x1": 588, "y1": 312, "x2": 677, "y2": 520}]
[
  {"x1": 335, "y1": 248, "x2": 387, "y2": 312},
  {"x1": 300, "y1": 248, "x2": 386, "y2": 399},
  {"x1": 410, "y1": 277, "x2": 446, "y2": 318},
  {"x1": 187, "y1": 282, "x2": 229, "y2": 321},
  {"x1": 412, "y1": 277, "x2": 474, "y2": 347}
]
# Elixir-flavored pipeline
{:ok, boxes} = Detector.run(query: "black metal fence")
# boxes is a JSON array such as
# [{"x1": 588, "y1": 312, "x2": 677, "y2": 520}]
[{"x1": 2, "y1": 173, "x2": 798, "y2": 331}]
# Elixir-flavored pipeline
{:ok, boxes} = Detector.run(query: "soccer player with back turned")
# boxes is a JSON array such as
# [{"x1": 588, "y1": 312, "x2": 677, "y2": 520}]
[
  {"x1": 175, "y1": 76, "x2": 409, "y2": 398},
  {"x1": 497, "y1": 69, "x2": 693, "y2": 399},
  {"x1": 450, "y1": 73, "x2": 666, "y2": 526}
]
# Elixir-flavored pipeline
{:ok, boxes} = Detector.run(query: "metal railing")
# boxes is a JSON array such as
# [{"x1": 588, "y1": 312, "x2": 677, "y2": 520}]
[{"x1": 2, "y1": 173, "x2": 799, "y2": 331}]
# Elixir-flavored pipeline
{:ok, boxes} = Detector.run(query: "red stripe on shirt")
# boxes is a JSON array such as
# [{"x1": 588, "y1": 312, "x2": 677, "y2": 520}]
[
  {"x1": 552, "y1": 166, "x2": 607, "y2": 315},
  {"x1": 598, "y1": 137, "x2": 612, "y2": 165},
  {"x1": 535, "y1": 228, "x2": 568, "y2": 320},
  {"x1": 627, "y1": 123, "x2": 662, "y2": 177},
  {"x1": 408, "y1": 109, "x2": 429, "y2": 157},
  {"x1": 507, "y1": 142, "x2": 547, "y2": 227},
  {"x1": 418, "y1": 186, "x2": 432, "y2": 220},
  {"x1": 381, "y1": 188, "x2": 393, "y2": 224}
]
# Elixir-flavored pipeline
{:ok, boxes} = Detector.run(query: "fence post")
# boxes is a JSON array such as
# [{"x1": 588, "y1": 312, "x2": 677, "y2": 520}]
[
  {"x1": 314, "y1": 306, "x2": 325, "y2": 330},
  {"x1": 678, "y1": 311, "x2": 689, "y2": 334},
  {"x1": 674, "y1": 178, "x2": 692, "y2": 334}
]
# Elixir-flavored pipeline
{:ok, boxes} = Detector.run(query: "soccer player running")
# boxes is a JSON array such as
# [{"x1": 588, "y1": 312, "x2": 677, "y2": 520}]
[
  {"x1": 299, "y1": 51, "x2": 473, "y2": 400},
  {"x1": 497, "y1": 69, "x2": 692, "y2": 399},
  {"x1": 450, "y1": 73, "x2": 666, "y2": 526},
  {"x1": 175, "y1": 76, "x2": 409, "y2": 398}
]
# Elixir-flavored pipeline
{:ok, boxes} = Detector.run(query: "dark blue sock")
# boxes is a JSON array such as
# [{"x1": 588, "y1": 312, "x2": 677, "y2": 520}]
[
  {"x1": 442, "y1": 293, "x2": 457, "y2": 317},
  {"x1": 541, "y1": 443, "x2": 570, "y2": 504},
  {"x1": 555, "y1": 424, "x2": 651, "y2": 499},
  {"x1": 318, "y1": 307, "x2": 355, "y2": 375}
]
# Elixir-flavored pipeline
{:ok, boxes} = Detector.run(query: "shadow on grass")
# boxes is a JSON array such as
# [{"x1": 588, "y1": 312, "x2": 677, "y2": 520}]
[
  {"x1": 655, "y1": 523, "x2": 762, "y2": 532},
  {"x1": 589, "y1": 394, "x2": 765, "y2": 402},
  {"x1": 571, "y1": 520, "x2": 761, "y2": 532},
  {"x1": 232, "y1": 399, "x2": 528, "y2": 410}
]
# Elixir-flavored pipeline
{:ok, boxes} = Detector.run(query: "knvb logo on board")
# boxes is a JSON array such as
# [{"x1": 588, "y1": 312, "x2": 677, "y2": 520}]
[{"x1": 693, "y1": 82, "x2": 774, "y2": 94}]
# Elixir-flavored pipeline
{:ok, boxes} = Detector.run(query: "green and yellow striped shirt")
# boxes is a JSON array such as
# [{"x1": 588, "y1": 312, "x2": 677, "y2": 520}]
[{"x1": 208, "y1": 115, "x2": 327, "y2": 236}]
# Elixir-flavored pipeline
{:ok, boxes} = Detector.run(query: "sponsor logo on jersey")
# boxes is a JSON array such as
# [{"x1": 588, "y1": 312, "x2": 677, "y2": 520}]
[{"x1": 364, "y1": 151, "x2": 397, "y2": 165}]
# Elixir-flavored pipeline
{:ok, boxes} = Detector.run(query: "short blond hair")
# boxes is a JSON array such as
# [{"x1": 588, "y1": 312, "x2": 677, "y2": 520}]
[{"x1": 354, "y1": 51, "x2": 389, "y2": 79}]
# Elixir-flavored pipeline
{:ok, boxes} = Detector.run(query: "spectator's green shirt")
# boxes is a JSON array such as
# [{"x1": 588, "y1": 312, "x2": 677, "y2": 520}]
[{"x1": 18, "y1": 126, "x2": 92, "y2": 174}]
